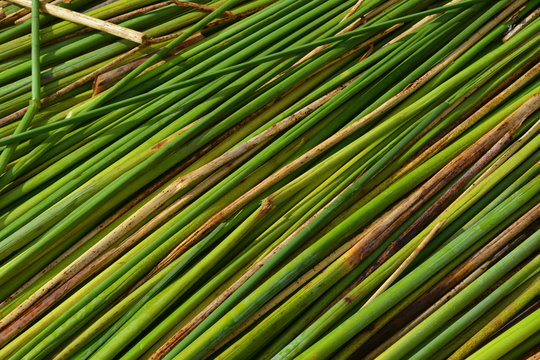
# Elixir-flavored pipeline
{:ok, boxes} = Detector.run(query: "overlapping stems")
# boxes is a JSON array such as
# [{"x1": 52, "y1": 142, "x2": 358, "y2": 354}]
[{"x1": 0, "y1": 0, "x2": 538, "y2": 360}]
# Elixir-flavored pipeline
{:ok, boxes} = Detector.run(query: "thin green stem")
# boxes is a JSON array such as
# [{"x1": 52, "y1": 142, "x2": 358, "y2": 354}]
[{"x1": 0, "y1": 0, "x2": 40, "y2": 174}]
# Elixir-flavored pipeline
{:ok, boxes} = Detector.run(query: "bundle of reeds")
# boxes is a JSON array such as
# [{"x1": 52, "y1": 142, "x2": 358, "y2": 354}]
[{"x1": 0, "y1": 0, "x2": 538, "y2": 359}]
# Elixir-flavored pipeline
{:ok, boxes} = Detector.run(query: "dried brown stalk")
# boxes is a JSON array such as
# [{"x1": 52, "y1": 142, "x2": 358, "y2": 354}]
[
  {"x1": 361, "y1": 221, "x2": 445, "y2": 308},
  {"x1": 7, "y1": 0, "x2": 146, "y2": 43}
]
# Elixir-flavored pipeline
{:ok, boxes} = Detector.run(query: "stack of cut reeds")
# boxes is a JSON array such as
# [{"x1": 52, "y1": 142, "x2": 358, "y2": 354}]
[{"x1": 0, "y1": 0, "x2": 538, "y2": 359}]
